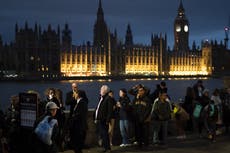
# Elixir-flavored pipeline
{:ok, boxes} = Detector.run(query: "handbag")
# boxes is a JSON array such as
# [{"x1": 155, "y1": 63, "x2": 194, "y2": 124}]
[
  {"x1": 34, "y1": 116, "x2": 57, "y2": 145},
  {"x1": 193, "y1": 104, "x2": 202, "y2": 118}
]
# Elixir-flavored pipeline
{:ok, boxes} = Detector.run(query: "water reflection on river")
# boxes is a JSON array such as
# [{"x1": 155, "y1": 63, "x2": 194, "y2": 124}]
[{"x1": 0, "y1": 77, "x2": 224, "y2": 111}]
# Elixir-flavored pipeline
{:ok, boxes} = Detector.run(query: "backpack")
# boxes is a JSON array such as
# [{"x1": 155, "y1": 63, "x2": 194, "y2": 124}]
[
  {"x1": 34, "y1": 116, "x2": 57, "y2": 145},
  {"x1": 193, "y1": 103, "x2": 202, "y2": 118}
]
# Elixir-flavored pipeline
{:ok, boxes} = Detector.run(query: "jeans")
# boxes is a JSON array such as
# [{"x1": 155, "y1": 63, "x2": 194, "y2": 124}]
[
  {"x1": 153, "y1": 120, "x2": 168, "y2": 144},
  {"x1": 204, "y1": 119, "x2": 216, "y2": 140},
  {"x1": 119, "y1": 120, "x2": 129, "y2": 144}
]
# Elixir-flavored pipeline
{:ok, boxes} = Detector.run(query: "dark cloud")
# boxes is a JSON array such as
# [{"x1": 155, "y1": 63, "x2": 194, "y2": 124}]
[{"x1": 0, "y1": 0, "x2": 230, "y2": 48}]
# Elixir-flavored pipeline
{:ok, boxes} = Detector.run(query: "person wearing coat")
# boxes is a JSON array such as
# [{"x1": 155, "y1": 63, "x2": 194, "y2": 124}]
[
  {"x1": 94, "y1": 85, "x2": 114, "y2": 153},
  {"x1": 69, "y1": 90, "x2": 88, "y2": 153},
  {"x1": 65, "y1": 83, "x2": 79, "y2": 117}
]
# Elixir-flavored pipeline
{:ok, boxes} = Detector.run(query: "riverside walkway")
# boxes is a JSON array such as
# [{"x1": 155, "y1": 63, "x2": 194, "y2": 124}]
[{"x1": 62, "y1": 135, "x2": 230, "y2": 153}]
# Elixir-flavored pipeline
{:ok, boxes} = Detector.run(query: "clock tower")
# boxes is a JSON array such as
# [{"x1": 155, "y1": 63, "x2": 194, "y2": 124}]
[{"x1": 174, "y1": 0, "x2": 189, "y2": 51}]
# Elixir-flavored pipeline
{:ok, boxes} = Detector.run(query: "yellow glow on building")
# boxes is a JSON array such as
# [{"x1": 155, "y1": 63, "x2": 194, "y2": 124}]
[
  {"x1": 168, "y1": 49, "x2": 212, "y2": 76},
  {"x1": 60, "y1": 45, "x2": 212, "y2": 77},
  {"x1": 61, "y1": 46, "x2": 108, "y2": 76},
  {"x1": 125, "y1": 47, "x2": 159, "y2": 75}
]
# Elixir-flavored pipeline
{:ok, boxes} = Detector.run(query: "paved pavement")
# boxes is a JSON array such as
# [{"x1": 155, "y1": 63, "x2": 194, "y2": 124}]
[{"x1": 61, "y1": 135, "x2": 230, "y2": 153}]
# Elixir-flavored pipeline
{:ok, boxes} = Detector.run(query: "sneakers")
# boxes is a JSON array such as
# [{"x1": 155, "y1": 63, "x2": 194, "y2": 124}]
[
  {"x1": 176, "y1": 135, "x2": 186, "y2": 139},
  {"x1": 98, "y1": 139, "x2": 102, "y2": 147},
  {"x1": 120, "y1": 144, "x2": 125, "y2": 147},
  {"x1": 120, "y1": 143, "x2": 131, "y2": 147},
  {"x1": 133, "y1": 141, "x2": 138, "y2": 145}
]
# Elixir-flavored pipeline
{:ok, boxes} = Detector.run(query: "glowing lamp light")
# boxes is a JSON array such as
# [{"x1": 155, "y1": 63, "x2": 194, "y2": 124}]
[{"x1": 225, "y1": 27, "x2": 229, "y2": 31}]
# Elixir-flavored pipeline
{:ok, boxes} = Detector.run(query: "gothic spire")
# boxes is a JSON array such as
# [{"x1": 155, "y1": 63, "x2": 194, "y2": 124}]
[
  {"x1": 48, "y1": 24, "x2": 52, "y2": 31},
  {"x1": 179, "y1": 0, "x2": 184, "y2": 11},
  {"x1": 15, "y1": 22, "x2": 18, "y2": 34},
  {"x1": 25, "y1": 21, "x2": 28, "y2": 29},
  {"x1": 34, "y1": 22, "x2": 38, "y2": 39},
  {"x1": 34, "y1": 22, "x2": 38, "y2": 32},
  {"x1": 99, "y1": 0, "x2": 102, "y2": 8},
  {"x1": 93, "y1": 0, "x2": 109, "y2": 48},
  {"x1": 57, "y1": 24, "x2": 60, "y2": 39},
  {"x1": 97, "y1": 0, "x2": 104, "y2": 21},
  {"x1": 65, "y1": 23, "x2": 69, "y2": 30},
  {"x1": 114, "y1": 28, "x2": 117, "y2": 38},
  {"x1": 0, "y1": 34, "x2": 2, "y2": 45},
  {"x1": 125, "y1": 23, "x2": 133, "y2": 46},
  {"x1": 177, "y1": 0, "x2": 185, "y2": 18}
]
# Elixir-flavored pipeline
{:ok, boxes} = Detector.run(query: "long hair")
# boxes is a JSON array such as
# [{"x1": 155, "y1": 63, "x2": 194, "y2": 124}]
[
  {"x1": 78, "y1": 90, "x2": 89, "y2": 103},
  {"x1": 186, "y1": 87, "x2": 195, "y2": 98}
]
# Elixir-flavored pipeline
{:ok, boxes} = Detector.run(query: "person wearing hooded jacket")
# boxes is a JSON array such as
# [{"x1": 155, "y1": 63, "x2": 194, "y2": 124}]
[{"x1": 132, "y1": 86, "x2": 152, "y2": 148}]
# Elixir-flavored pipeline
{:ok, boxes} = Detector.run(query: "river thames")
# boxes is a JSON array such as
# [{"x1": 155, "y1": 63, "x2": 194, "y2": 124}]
[{"x1": 0, "y1": 77, "x2": 224, "y2": 111}]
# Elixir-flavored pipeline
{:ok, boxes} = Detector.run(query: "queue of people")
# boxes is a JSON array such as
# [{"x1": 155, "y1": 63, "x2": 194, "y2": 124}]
[{"x1": 0, "y1": 80, "x2": 230, "y2": 153}]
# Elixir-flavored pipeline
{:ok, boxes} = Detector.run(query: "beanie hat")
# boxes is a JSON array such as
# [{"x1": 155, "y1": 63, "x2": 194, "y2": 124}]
[
  {"x1": 120, "y1": 88, "x2": 127, "y2": 94},
  {"x1": 46, "y1": 102, "x2": 59, "y2": 110}
]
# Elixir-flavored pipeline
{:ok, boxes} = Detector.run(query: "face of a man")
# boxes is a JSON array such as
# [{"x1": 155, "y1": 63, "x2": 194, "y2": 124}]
[
  {"x1": 138, "y1": 88, "x2": 145, "y2": 97},
  {"x1": 160, "y1": 93, "x2": 167, "y2": 101},
  {"x1": 72, "y1": 83, "x2": 78, "y2": 92},
  {"x1": 51, "y1": 109, "x2": 57, "y2": 117},
  {"x1": 119, "y1": 90, "x2": 124, "y2": 97},
  {"x1": 204, "y1": 92, "x2": 209, "y2": 97},
  {"x1": 100, "y1": 86, "x2": 106, "y2": 96}
]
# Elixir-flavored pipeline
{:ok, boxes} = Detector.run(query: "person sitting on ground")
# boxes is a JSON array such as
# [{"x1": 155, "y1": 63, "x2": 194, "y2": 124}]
[{"x1": 172, "y1": 103, "x2": 189, "y2": 139}]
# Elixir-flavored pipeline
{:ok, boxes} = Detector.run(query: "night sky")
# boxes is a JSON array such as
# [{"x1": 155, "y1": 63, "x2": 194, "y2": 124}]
[{"x1": 0, "y1": 0, "x2": 229, "y2": 49}]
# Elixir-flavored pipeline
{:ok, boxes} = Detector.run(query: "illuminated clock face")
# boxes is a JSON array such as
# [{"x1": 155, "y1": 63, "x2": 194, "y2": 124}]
[
  {"x1": 176, "y1": 25, "x2": 181, "y2": 32},
  {"x1": 184, "y1": 25, "x2": 189, "y2": 32}
]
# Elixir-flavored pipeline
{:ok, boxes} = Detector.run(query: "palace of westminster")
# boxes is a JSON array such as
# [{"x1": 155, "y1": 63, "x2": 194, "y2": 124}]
[{"x1": 0, "y1": 0, "x2": 230, "y2": 79}]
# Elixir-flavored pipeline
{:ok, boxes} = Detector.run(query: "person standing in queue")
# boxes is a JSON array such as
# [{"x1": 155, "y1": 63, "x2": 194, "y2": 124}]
[
  {"x1": 132, "y1": 86, "x2": 152, "y2": 148},
  {"x1": 33, "y1": 102, "x2": 59, "y2": 153},
  {"x1": 117, "y1": 88, "x2": 131, "y2": 147},
  {"x1": 107, "y1": 90, "x2": 117, "y2": 146},
  {"x1": 66, "y1": 83, "x2": 79, "y2": 117},
  {"x1": 94, "y1": 85, "x2": 114, "y2": 153},
  {"x1": 193, "y1": 80, "x2": 205, "y2": 102},
  {"x1": 46, "y1": 88, "x2": 65, "y2": 151},
  {"x1": 152, "y1": 91, "x2": 172, "y2": 146},
  {"x1": 69, "y1": 90, "x2": 88, "y2": 153}
]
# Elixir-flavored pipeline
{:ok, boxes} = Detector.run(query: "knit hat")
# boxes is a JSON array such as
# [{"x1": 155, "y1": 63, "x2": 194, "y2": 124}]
[
  {"x1": 120, "y1": 88, "x2": 127, "y2": 94},
  {"x1": 46, "y1": 102, "x2": 59, "y2": 110},
  {"x1": 203, "y1": 89, "x2": 209, "y2": 94}
]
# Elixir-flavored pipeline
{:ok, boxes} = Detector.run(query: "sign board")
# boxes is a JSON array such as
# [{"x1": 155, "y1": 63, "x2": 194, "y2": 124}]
[{"x1": 19, "y1": 93, "x2": 38, "y2": 128}]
